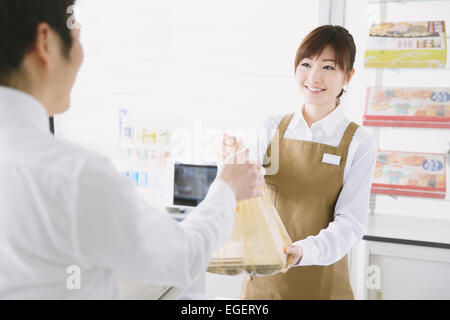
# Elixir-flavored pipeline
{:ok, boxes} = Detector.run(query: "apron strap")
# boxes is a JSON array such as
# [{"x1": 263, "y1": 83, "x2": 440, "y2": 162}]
[
  {"x1": 276, "y1": 113, "x2": 295, "y2": 145},
  {"x1": 264, "y1": 113, "x2": 295, "y2": 165},
  {"x1": 335, "y1": 122, "x2": 359, "y2": 188},
  {"x1": 337, "y1": 121, "x2": 359, "y2": 151}
]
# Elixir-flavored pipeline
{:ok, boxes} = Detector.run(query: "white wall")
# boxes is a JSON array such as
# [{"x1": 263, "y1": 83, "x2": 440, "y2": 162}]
[{"x1": 56, "y1": 0, "x2": 318, "y2": 163}]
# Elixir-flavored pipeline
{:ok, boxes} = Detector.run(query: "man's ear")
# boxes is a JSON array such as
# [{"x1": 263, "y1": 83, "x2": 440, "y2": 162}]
[{"x1": 30, "y1": 23, "x2": 53, "y2": 67}]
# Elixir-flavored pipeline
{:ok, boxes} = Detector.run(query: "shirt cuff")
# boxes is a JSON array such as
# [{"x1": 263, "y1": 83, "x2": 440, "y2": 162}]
[
  {"x1": 291, "y1": 238, "x2": 320, "y2": 267},
  {"x1": 203, "y1": 179, "x2": 237, "y2": 216}
]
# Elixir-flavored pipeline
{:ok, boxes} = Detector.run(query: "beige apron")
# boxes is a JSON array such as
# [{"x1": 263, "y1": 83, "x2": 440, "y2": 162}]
[{"x1": 241, "y1": 113, "x2": 359, "y2": 300}]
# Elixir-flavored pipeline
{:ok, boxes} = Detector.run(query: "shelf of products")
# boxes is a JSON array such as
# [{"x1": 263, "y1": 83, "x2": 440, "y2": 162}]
[
  {"x1": 364, "y1": 20, "x2": 447, "y2": 68},
  {"x1": 363, "y1": 87, "x2": 450, "y2": 128},
  {"x1": 362, "y1": 0, "x2": 449, "y2": 204},
  {"x1": 372, "y1": 150, "x2": 446, "y2": 198},
  {"x1": 117, "y1": 108, "x2": 174, "y2": 207}
]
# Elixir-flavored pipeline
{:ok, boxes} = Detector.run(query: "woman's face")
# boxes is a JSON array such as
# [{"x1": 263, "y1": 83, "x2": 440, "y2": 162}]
[{"x1": 295, "y1": 45, "x2": 353, "y2": 109}]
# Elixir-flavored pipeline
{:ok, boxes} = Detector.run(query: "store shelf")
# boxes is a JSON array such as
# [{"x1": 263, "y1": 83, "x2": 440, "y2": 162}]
[{"x1": 363, "y1": 213, "x2": 450, "y2": 248}]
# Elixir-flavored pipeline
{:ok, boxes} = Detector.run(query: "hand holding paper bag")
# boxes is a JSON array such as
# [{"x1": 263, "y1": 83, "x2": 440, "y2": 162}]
[{"x1": 208, "y1": 135, "x2": 293, "y2": 276}]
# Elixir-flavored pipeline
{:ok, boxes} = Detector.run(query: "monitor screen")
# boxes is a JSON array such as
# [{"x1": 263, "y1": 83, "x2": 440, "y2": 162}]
[{"x1": 173, "y1": 163, "x2": 218, "y2": 207}]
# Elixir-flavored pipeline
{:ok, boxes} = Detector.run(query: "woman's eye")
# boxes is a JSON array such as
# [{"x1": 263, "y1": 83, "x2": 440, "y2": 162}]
[
  {"x1": 323, "y1": 65, "x2": 335, "y2": 70},
  {"x1": 301, "y1": 62, "x2": 310, "y2": 67}
]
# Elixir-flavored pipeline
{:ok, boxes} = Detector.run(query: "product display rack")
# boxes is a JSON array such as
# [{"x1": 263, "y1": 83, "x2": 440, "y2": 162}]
[
  {"x1": 363, "y1": 87, "x2": 450, "y2": 129},
  {"x1": 364, "y1": 0, "x2": 450, "y2": 213}
]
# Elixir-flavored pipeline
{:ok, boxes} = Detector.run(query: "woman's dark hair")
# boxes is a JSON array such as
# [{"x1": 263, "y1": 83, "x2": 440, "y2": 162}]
[
  {"x1": 294, "y1": 25, "x2": 356, "y2": 106},
  {"x1": 0, "y1": 0, "x2": 76, "y2": 85}
]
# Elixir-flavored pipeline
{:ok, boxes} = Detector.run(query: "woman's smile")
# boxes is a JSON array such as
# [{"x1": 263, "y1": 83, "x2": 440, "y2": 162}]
[{"x1": 304, "y1": 85, "x2": 326, "y2": 94}]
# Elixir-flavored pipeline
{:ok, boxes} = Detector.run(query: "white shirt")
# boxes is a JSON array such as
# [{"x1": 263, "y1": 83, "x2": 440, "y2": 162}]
[
  {"x1": 0, "y1": 86, "x2": 236, "y2": 299},
  {"x1": 258, "y1": 104, "x2": 377, "y2": 266}
]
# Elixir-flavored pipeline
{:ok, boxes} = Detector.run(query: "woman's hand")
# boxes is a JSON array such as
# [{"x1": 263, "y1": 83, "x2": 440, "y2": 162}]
[{"x1": 284, "y1": 245, "x2": 303, "y2": 267}]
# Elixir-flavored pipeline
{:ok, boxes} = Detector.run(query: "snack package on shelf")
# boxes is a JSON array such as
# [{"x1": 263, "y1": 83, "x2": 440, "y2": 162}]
[
  {"x1": 364, "y1": 21, "x2": 447, "y2": 68},
  {"x1": 207, "y1": 135, "x2": 292, "y2": 276},
  {"x1": 371, "y1": 150, "x2": 446, "y2": 199},
  {"x1": 117, "y1": 109, "x2": 173, "y2": 207},
  {"x1": 363, "y1": 87, "x2": 450, "y2": 128}
]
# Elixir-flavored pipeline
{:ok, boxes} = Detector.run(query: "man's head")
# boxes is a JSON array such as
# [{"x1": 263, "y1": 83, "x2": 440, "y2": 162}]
[{"x1": 0, "y1": 0, "x2": 83, "y2": 116}]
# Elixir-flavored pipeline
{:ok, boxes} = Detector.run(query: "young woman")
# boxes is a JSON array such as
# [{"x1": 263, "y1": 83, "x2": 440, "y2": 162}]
[{"x1": 240, "y1": 25, "x2": 377, "y2": 299}]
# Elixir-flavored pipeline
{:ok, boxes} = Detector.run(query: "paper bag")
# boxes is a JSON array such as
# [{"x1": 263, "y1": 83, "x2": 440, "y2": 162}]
[{"x1": 207, "y1": 134, "x2": 292, "y2": 276}]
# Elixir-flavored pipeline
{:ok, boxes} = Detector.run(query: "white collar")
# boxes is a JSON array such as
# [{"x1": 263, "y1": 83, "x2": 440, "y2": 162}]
[
  {"x1": 292, "y1": 103, "x2": 344, "y2": 137},
  {"x1": 0, "y1": 86, "x2": 50, "y2": 134}
]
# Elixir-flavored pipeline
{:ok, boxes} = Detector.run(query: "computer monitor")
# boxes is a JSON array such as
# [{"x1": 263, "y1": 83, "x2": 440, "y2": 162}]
[{"x1": 173, "y1": 163, "x2": 218, "y2": 207}]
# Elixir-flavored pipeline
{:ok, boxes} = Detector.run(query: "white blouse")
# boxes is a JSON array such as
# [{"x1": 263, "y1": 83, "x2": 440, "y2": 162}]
[{"x1": 257, "y1": 104, "x2": 377, "y2": 266}]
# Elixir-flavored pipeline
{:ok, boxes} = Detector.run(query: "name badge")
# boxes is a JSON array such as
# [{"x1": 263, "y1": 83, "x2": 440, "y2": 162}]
[{"x1": 322, "y1": 153, "x2": 341, "y2": 166}]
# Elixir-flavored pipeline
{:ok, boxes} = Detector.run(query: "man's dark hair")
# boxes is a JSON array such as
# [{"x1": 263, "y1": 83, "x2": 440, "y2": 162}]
[{"x1": 0, "y1": 0, "x2": 76, "y2": 85}]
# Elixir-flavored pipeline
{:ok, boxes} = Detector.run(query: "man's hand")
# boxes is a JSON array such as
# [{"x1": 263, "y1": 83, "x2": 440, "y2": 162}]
[
  {"x1": 217, "y1": 134, "x2": 244, "y2": 163},
  {"x1": 217, "y1": 148, "x2": 265, "y2": 202},
  {"x1": 284, "y1": 245, "x2": 303, "y2": 267}
]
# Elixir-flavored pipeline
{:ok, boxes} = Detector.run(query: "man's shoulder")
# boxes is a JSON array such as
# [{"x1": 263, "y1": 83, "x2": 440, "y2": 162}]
[
  {"x1": 49, "y1": 138, "x2": 110, "y2": 174},
  {"x1": 17, "y1": 135, "x2": 110, "y2": 180}
]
